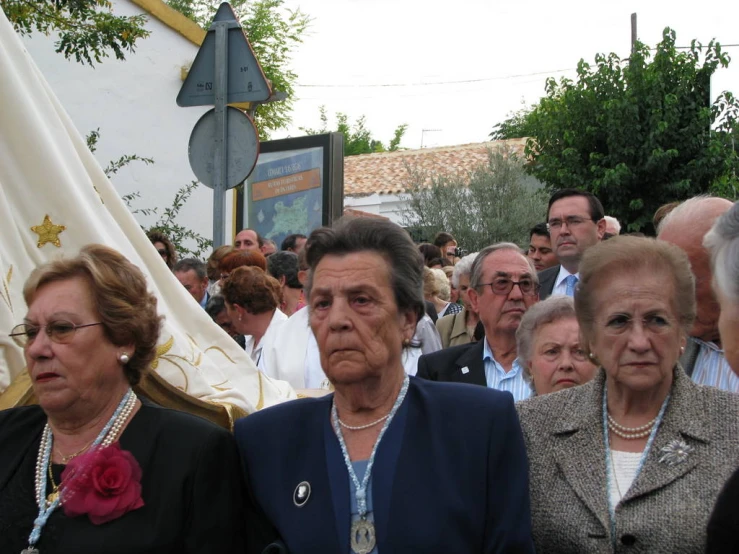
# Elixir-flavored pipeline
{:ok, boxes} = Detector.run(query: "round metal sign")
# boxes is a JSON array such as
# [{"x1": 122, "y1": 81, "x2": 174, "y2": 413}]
[{"x1": 188, "y1": 106, "x2": 259, "y2": 189}]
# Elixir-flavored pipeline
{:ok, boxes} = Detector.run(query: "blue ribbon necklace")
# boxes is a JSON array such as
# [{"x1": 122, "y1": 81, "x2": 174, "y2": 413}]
[
  {"x1": 23, "y1": 388, "x2": 135, "y2": 554},
  {"x1": 602, "y1": 382, "x2": 669, "y2": 551},
  {"x1": 331, "y1": 374, "x2": 409, "y2": 554}
]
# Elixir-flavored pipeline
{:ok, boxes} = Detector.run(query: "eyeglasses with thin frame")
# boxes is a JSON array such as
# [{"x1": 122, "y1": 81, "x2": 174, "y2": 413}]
[
  {"x1": 546, "y1": 215, "x2": 596, "y2": 232},
  {"x1": 9, "y1": 321, "x2": 103, "y2": 347},
  {"x1": 477, "y1": 277, "x2": 540, "y2": 296}
]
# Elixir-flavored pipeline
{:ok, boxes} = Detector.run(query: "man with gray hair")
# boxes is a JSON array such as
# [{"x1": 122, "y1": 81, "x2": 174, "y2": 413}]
[
  {"x1": 417, "y1": 243, "x2": 539, "y2": 400},
  {"x1": 658, "y1": 195, "x2": 739, "y2": 393},
  {"x1": 173, "y1": 258, "x2": 210, "y2": 308}
]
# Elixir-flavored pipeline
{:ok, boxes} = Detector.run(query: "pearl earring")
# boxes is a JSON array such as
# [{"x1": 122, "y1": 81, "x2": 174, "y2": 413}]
[{"x1": 119, "y1": 353, "x2": 130, "y2": 364}]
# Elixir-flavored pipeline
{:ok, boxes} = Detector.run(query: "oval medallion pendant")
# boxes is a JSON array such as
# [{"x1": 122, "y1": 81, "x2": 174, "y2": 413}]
[{"x1": 350, "y1": 518, "x2": 376, "y2": 554}]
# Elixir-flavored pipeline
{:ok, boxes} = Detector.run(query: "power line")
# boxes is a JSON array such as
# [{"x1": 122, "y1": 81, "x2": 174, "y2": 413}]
[
  {"x1": 296, "y1": 68, "x2": 576, "y2": 88},
  {"x1": 296, "y1": 43, "x2": 739, "y2": 89}
]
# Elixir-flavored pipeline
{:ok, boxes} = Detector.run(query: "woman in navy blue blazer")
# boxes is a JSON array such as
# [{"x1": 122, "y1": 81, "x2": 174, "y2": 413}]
[{"x1": 235, "y1": 217, "x2": 535, "y2": 554}]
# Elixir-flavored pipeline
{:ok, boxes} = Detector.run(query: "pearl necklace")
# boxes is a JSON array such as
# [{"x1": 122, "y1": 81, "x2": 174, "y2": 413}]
[
  {"x1": 337, "y1": 413, "x2": 390, "y2": 431},
  {"x1": 607, "y1": 413, "x2": 658, "y2": 440},
  {"x1": 34, "y1": 390, "x2": 137, "y2": 508}
]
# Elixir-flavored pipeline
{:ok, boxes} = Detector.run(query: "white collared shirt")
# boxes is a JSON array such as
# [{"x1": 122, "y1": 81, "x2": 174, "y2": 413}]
[
  {"x1": 245, "y1": 309, "x2": 288, "y2": 369},
  {"x1": 552, "y1": 266, "x2": 579, "y2": 297}
]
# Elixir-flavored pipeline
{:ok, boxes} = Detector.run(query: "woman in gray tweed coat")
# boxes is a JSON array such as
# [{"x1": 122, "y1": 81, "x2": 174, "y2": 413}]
[{"x1": 517, "y1": 236, "x2": 739, "y2": 553}]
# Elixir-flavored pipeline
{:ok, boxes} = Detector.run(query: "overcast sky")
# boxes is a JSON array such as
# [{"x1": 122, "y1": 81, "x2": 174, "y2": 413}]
[{"x1": 273, "y1": 0, "x2": 739, "y2": 149}]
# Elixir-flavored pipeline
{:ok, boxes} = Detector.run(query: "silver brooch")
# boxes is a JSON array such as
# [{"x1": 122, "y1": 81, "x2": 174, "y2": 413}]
[
  {"x1": 658, "y1": 439, "x2": 693, "y2": 466},
  {"x1": 293, "y1": 481, "x2": 311, "y2": 507}
]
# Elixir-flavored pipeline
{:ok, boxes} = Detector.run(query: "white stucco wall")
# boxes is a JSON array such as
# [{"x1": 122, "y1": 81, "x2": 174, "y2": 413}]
[
  {"x1": 20, "y1": 0, "x2": 234, "y2": 253},
  {"x1": 344, "y1": 193, "x2": 408, "y2": 225}
]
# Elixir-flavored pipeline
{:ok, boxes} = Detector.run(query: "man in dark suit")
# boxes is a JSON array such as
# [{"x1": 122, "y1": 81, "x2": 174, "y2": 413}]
[
  {"x1": 174, "y1": 258, "x2": 210, "y2": 308},
  {"x1": 417, "y1": 243, "x2": 538, "y2": 401},
  {"x1": 538, "y1": 188, "x2": 606, "y2": 300}
]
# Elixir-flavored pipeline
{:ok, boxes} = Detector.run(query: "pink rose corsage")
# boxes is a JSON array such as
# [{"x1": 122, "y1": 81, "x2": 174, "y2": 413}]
[{"x1": 61, "y1": 442, "x2": 145, "y2": 525}]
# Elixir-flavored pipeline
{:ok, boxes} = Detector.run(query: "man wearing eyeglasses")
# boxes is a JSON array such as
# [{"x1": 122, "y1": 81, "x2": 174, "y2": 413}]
[
  {"x1": 417, "y1": 243, "x2": 538, "y2": 400},
  {"x1": 538, "y1": 189, "x2": 607, "y2": 300}
]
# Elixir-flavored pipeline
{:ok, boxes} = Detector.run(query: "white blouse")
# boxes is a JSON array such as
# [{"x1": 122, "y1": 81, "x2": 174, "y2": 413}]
[{"x1": 608, "y1": 450, "x2": 643, "y2": 509}]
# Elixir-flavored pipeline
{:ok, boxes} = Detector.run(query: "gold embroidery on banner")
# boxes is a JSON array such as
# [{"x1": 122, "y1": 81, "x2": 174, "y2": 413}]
[
  {"x1": 1, "y1": 265, "x2": 13, "y2": 311},
  {"x1": 31, "y1": 215, "x2": 66, "y2": 248},
  {"x1": 150, "y1": 336, "x2": 175, "y2": 370},
  {"x1": 204, "y1": 346, "x2": 237, "y2": 364},
  {"x1": 93, "y1": 185, "x2": 104, "y2": 204},
  {"x1": 256, "y1": 372, "x2": 265, "y2": 410},
  {"x1": 210, "y1": 379, "x2": 232, "y2": 392},
  {"x1": 155, "y1": 357, "x2": 191, "y2": 392}
]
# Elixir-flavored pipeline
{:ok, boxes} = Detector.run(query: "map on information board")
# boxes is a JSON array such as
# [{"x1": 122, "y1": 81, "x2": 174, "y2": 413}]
[{"x1": 246, "y1": 148, "x2": 324, "y2": 247}]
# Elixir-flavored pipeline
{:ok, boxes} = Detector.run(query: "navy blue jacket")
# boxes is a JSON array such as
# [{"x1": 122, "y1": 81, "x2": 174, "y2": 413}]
[{"x1": 235, "y1": 376, "x2": 534, "y2": 554}]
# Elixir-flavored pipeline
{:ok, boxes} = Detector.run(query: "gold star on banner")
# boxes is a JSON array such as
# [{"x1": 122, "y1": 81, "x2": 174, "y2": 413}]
[{"x1": 31, "y1": 215, "x2": 66, "y2": 248}]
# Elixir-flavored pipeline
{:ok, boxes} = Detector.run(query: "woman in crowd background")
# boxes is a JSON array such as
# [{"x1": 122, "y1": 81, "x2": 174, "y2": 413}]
[
  {"x1": 218, "y1": 250, "x2": 267, "y2": 287},
  {"x1": 147, "y1": 230, "x2": 177, "y2": 271},
  {"x1": 516, "y1": 295, "x2": 596, "y2": 396},
  {"x1": 267, "y1": 251, "x2": 305, "y2": 317},
  {"x1": 221, "y1": 266, "x2": 286, "y2": 368},
  {"x1": 0, "y1": 244, "x2": 245, "y2": 553},
  {"x1": 205, "y1": 244, "x2": 234, "y2": 295},
  {"x1": 517, "y1": 236, "x2": 739, "y2": 553},
  {"x1": 423, "y1": 267, "x2": 462, "y2": 320}
]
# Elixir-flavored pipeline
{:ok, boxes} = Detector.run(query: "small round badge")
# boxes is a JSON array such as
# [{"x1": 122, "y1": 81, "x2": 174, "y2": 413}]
[{"x1": 293, "y1": 481, "x2": 311, "y2": 507}]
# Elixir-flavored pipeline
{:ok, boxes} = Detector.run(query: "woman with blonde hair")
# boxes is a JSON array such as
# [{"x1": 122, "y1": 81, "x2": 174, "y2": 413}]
[{"x1": 423, "y1": 267, "x2": 462, "y2": 320}]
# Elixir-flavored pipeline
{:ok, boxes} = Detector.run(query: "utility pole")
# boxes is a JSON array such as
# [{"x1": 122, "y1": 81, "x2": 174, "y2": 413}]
[{"x1": 631, "y1": 13, "x2": 637, "y2": 54}]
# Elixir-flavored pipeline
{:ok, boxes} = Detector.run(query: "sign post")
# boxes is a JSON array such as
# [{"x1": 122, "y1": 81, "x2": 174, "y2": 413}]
[
  {"x1": 213, "y1": 18, "x2": 229, "y2": 249},
  {"x1": 177, "y1": 2, "x2": 272, "y2": 247}
]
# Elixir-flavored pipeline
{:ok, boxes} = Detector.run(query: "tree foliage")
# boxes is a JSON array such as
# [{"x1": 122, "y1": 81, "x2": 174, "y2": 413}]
[
  {"x1": 492, "y1": 28, "x2": 739, "y2": 232},
  {"x1": 401, "y1": 148, "x2": 548, "y2": 251},
  {"x1": 301, "y1": 106, "x2": 408, "y2": 156},
  {"x1": 87, "y1": 130, "x2": 212, "y2": 258},
  {"x1": 167, "y1": 0, "x2": 310, "y2": 140},
  {"x1": 3, "y1": 0, "x2": 150, "y2": 65}
]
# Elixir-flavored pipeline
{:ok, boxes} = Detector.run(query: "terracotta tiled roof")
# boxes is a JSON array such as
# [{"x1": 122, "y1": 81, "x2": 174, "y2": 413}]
[
  {"x1": 344, "y1": 138, "x2": 527, "y2": 197},
  {"x1": 343, "y1": 208, "x2": 389, "y2": 220}
]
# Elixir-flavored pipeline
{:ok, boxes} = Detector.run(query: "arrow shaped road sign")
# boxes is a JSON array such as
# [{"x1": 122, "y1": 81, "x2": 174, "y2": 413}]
[{"x1": 177, "y1": 3, "x2": 272, "y2": 107}]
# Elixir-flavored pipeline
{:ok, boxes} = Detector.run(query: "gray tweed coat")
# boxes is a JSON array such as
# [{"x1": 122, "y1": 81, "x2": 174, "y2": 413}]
[{"x1": 516, "y1": 367, "x2": 739, "y2": 553}]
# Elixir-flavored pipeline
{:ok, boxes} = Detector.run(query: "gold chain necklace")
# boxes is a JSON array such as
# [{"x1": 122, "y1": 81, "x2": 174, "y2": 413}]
[
  {"x1": 46, "y1": 463, "x2": 60, "y2": 508},
  {"x1": 55, "y1": 439, "x2": 94, "y2": 464}
]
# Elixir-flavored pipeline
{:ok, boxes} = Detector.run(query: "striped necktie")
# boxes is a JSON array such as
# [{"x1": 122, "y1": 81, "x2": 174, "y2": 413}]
[{"x1": 565, "y1": 274, "x2": 579, "y2": 297}]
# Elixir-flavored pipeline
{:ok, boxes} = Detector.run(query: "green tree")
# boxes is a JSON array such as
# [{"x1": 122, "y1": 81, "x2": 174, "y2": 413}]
[
  {"x1": 401, "y1": 148, "x2": 548, "y2": 251},
  {"x1": 302, "y1": 106, "x2": 408, "y2": 156},
  {"x1": 492, "y1": 29, "x2": 739, "y2": 232},
  {"x1": 3, "y1": 0, "x2": 150, "y2": 65},
  {"x1": 167, "y1": 0, "x2": 310, "y2": 140}
]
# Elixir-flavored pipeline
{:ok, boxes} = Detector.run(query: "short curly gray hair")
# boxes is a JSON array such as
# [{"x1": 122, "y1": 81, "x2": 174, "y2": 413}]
[
  {"x1": 704, "y1": 201, "x2": 739, "y2": 301},
  {"x1": 516, "y1": 295, "x2": 577, "y2": 371}
]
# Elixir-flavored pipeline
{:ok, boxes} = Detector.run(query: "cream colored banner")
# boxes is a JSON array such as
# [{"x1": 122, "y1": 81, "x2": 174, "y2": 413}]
[{"x1": 0, "y1": 9, "x2": 296, "y2": 411}]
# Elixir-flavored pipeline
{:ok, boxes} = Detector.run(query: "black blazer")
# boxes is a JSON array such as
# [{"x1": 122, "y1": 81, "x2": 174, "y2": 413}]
[
  {"x1": 537, "y1": 265, "x2": 559, "y2": 300},
  {"x1": 235, "y1": 376, "x2": 535, "y2": 554},
  {"x1": 416, "y1": 340, "x2": 487, "y2": 387},
  {"x1": 0, "y1": 402, "x2": 247, "y2": 553}
]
